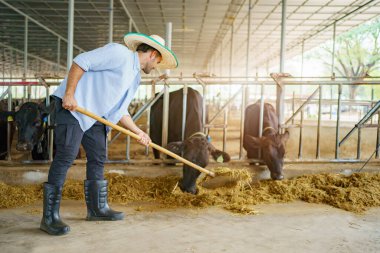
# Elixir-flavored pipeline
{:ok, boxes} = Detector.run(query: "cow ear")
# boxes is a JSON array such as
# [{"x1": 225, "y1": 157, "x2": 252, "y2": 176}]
[
  {"x1": 207, "y1": 142, "x2": 231, "y2": 163},
  {"x1": 246, "y1": 135, "x2": 264, "y2": 148},
  {"x1": 167, "y1": 141, "x2": 184, "y2": 156},
  {"x1": 0, "y1": 111, "x2": 15, "y2": 122},
  {"x1": 281, "y1": 131, "x2": 290, "y2": 144},
  {"x1": 210, "y1": 149, "x2": 231, "y2": 163}
]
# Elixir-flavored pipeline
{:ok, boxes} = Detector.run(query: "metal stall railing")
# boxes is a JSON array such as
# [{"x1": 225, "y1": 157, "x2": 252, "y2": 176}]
[{"x1": 2, "y1": 76, "x2": 380, "y2": 165}]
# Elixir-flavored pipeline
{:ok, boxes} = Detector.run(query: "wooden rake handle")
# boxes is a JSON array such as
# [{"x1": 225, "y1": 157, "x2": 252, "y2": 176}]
[{"x1": 75, "y1": 107, "x2": 215, "y2": 177}]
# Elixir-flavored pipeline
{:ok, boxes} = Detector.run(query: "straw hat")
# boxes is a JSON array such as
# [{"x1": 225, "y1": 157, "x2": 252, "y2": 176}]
[{"x1": 124, "y1": 33, "x2": 178, "y2": 69}]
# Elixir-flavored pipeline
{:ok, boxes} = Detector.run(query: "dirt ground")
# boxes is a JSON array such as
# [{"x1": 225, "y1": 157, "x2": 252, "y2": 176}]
[{"x1": 1, "y1": 162, "x2": 380, "y2": 253}]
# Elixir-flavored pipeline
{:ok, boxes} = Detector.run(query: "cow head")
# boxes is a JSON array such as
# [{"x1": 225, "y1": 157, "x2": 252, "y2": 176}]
[
  {"x1": 13, "y1": 102, "x2": 51, "y2": 152},
  {"x1": 246, "y1": 131, "x2": 289, "y2": 180},
  {"x1": 167, "y1": 135, "x2": 230, "y2": 194}
]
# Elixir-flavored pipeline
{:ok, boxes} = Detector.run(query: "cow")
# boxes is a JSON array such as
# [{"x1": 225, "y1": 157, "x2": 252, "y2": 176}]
[
  {"x1": 150, "y1": 87, "x2": 204, "y2": 159},
  {"x1": 243, "y1": 102, "x2": 289, "y2": 180},
  {"x1": 0, "y1": 98, "x2": 84, "y2": 161},
  {"x1": 0, "y1": 101, "x2": 54, "y2": 160},
  {"x1": 150, "y1": 87, "x2": 230, "y2": 194}
]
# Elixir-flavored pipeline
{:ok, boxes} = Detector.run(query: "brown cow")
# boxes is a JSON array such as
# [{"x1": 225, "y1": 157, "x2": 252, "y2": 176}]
[
  {"x1": 150, "y1": 88, "x2": 230, "y2": 194},
  {"x1": 243, "y1": 102, "x2": 289, "y2": 180}
]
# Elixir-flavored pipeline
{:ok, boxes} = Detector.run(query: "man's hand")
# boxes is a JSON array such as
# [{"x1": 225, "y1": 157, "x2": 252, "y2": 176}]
[
  {"x1": 137, "y1": 131, "x2": 151, "y2": 147},
  {"x1": 62, "y1": 94, "x2": 78, "y2": 111},
  {"x1": 62, "y1": 62, "x2": 85, "y2": 111}
]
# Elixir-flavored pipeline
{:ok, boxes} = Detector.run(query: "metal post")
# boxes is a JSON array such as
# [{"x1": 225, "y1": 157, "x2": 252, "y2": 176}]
[
  {"x1": 67, "y1": 0, "x2": 74, "y2": 72},
  {"x1": 146, "y1": 107, "x2": 150, "y2": 156},
  {"x1": 229, "y1": 23, "x2": 234, "y2": 78},
  {"x1": 259, "y1": 83, "x2": 265, "y2": 138},
  {"x1": 219, "y1": 41, "x2": 223, "y2": 76},
  {"x1": 223, "y1": 107, "x2": 228, "y2": 152},
  {"x1": 126, "y1": 136, "x2": 131, "y2": 160},
  {"x1": 371, "y1": 86, "x2": 374, "y2": 124},
  {"x1": 292, "y1": 91, "x2": 295, "y2": 125},
  {"x1": 239, "y1": 86, "x2": 247, "y2": 159},
  {"x1": 7, "y1": 48, "x2": 12, "y2": 161},
  {"x1": 24, "y1": 17, "x2": 28, "y2": 76},
  {"x1": 165, "y1": 22, "x2": 172, "y2": 76},
  {"x1": 298, "y1": 109, "x2": 304, "y2": 159},
  {"x1": 57, "y1": 38, "x2": 61, "y2": 73},
  {"x1": 376, "y1": 111, "x2": 380, "y2": 159},
  {"x1": 277, "y1": 0, "x2": 287, "y2": 127},
  {"x1": 258, "y1": 82, "x2": 265, "y2": 159},
  {"x1": 7, "y1": 88, "x2": 12, "y2": 161},
  {"x1": 357, "y1": 127, "x2": 361, "y2": 160},
  {"x1": 109, "y1": 0, "x2": 113, "y2": 43},
  {"x1": 316, "y1": 85, "x2": 322, "y2": 159},
  {"x1": 331, "y1": 22, "x2": 336, "y2": 76},
  {"x1": 182, "y1": 84, "x2": 188, "y2": 141},
  {"x1": 246, "y1": 0, "x2": 252, "y2": 78},
  {"x1": 161, "y1": 82, "x2": 169, "y2": 153},
  {"x1": 24, "y1": 17, "x2": 30, "y2": 100},
  {"x1": 330, "y1": 22, "x2": 336, "y2": 120},
  {"x1": 300, "y1": 40, "x2": 304, "y2": 97},
  {"x1": 335, "y1": 84, "x2": 342, "y2": 159},
  {"x1": 202, "y1": 84, "x2": 207, "y2": 133},
  {"x1": 161, "y1": 22, "x2": 172, "y2": 150},
  {"x1": 301, "y1": 40, "x2": 304, "y2": 78}
]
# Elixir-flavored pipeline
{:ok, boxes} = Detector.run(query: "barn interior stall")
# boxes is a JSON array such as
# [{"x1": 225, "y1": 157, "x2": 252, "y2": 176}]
[{"x1": 1, "y1": 0, "x2": 380, "y2": 252}]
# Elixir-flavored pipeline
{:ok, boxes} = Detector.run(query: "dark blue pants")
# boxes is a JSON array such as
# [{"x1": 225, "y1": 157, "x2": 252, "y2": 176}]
[{"x1": 47, "y1": 97, "x2": 107, "y2": 186}]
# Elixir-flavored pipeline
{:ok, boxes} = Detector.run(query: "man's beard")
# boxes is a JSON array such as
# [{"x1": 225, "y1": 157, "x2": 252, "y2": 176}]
[{"x1": 143, "y1": 67, "x2": 152, "y2": 74}]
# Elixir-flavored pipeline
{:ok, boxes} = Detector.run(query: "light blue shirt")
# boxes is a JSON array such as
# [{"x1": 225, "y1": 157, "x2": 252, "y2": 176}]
[{"x1": 53, "y1": 43, "x2": 141, "y2": 132}]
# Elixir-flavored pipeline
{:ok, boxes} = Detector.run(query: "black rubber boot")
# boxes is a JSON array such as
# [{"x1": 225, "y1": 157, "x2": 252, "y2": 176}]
[
  {"x1": 40, "y1": 183, "x2": 70, "y2": 235},
  {"x1": 84, "y1": 180, "x2": 124, "y2": 221}
]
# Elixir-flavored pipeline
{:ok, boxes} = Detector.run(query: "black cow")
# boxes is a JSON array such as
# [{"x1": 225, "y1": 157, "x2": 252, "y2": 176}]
[
  {"x1": 167, "y1": 133, "x2": 230, "y2": 194},
  {"x1": 243, "y1": 102, "x2": 289, "y2": 180},
  {"x1": 150, "y1": 88, "x2": 230, "y2": 194},
  {"x1": 1, "y1": 101, "x2": 53, "y2": 160}
]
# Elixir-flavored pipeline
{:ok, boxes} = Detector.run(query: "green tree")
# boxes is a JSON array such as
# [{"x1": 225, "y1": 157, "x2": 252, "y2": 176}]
[{"x1": 318, "y1": 18, "x2": 380, "y2": 99}]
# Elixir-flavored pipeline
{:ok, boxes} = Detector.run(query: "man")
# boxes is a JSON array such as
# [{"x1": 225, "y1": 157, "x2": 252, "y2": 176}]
[{"x1": 40, "y1": 33, "x2": 178, "y2": 236}]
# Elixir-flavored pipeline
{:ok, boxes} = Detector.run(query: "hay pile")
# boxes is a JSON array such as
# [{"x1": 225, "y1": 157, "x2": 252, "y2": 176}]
[{"x1": 1, "y1": 170, "x2": 380, "y2": 214}]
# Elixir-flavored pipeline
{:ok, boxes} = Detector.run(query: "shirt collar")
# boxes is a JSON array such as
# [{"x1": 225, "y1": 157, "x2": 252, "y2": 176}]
[{"x1": 134, "y1": 52, "x2": 141, "y2": 72}]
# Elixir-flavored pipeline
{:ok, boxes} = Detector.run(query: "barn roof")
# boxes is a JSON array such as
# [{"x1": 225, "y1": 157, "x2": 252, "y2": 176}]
[{"x1": 0, "y1": 0, "x2": 379, "y2": 76}]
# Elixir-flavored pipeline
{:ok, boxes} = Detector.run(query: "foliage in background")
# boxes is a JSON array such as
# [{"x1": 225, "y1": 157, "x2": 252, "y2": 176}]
[{"x1": 316, "y1": 18, "x2": 380, "y2": 99}]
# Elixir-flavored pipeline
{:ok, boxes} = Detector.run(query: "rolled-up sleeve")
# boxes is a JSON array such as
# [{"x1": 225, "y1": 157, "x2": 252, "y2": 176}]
[{"x1": 73, "y1": 43, "x2": 130, "y2": 72}]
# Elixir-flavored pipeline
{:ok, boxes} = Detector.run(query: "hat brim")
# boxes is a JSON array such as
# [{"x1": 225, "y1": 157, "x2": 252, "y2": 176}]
[{"x1": 124, "y1": 33, "x2": 178, "y2": 70}]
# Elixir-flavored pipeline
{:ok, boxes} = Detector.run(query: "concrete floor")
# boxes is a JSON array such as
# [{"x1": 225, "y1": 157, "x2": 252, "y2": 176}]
[{"x1": 0, "y1": 201, "x2": 379, "y2": 253}]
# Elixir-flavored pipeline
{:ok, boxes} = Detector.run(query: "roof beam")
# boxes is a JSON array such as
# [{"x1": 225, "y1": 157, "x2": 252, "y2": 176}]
[
  {"x1": 118, "y1": 0, "x2": 140, "y2": 33},
  {"x1": 0, "y1": 0, "x2": 85, "y2": 52},
  {"x1": 0, "y1": 42, "x2": 65, "y2": 69}
]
